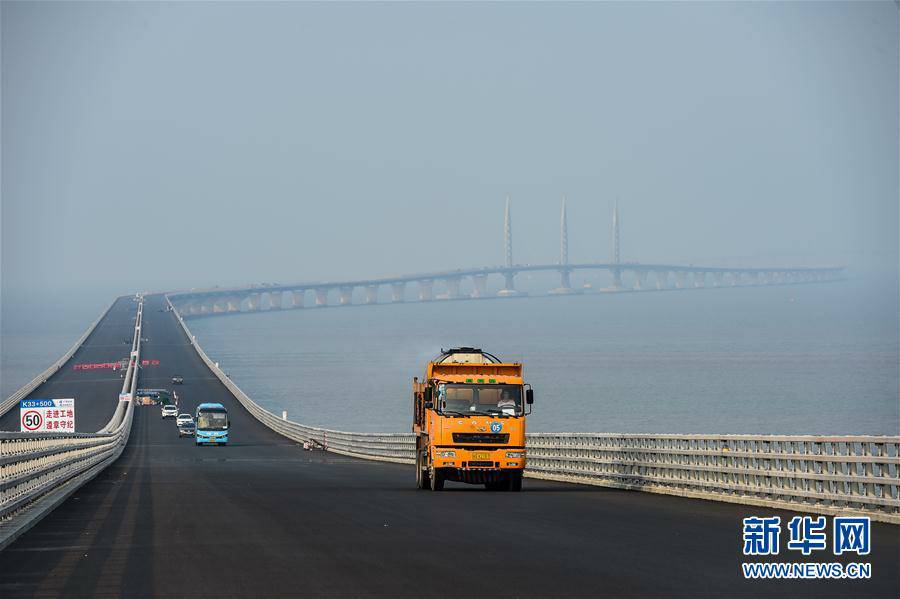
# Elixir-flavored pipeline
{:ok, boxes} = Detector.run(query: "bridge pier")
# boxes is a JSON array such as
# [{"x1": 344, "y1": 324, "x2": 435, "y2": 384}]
[
  {"x1": 247, "y1": 293, "x2": 261, "y2": 311},
  {"x1": 291, "y1": 290, "x2": 306, "y2": 308},
  {"x1": 633, "y1": 270, "x2": 647, "y2": 291},
  {"x1": 269, "y1": 290, "x2": 283, "y2": 310},
  {"x1": 391, "y1": 282, "x2": 405, "y2": 302},
  {"x1": 675, "y1": 272, "x2": 688, "y2": 289},
  {"x1": 212, "y1": 298, "x2": 227, "y2": 313},
  {"x1": 195, "y1": 299, "x2": 210, "y2": 315},
  {"x1": 444, "y1": 276, "x2": 461, "y2": 299},
  {"x1": 655, "y1": 271, "x2": 669, "y2": 290},
  {"x1": 550, "y1": 269, "x2": 575, "y2": 295},
  {"x1": 315, "y1": 288, "x2": 329, "y2": 307},
  {"x1": 729, "y1": 272, "x2": 742, "y2": 286},
  {"x1": 226, "y1": 297, "x2": 242, "y2": 312},
  {"x1": 693, "y1": 272, "x2": 706, "y2": 288},
  {"x1": 611, "y1": 267, "x2": 623, "y2": 290},
  {"x1": 712, "y1": 272, "x2": 724, "y2": 288},
  {"x1": 339, "y1": 286, "x2": 354, "y2": 306},
  {"x1": 365, "y1": 285, "x2": 378, "y2": 304},
  {"x1": 471, "y1": 274, "x2": 488, "y2": 298},
  {"x1": 498, "y1": 272, "x2": 520, "y2": 296},
  {"x1": 418, "y1": 280, "x2": 434, "y2": 301}
]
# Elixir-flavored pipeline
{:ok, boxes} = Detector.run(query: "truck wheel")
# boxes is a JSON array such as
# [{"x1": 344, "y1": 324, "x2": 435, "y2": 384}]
[
  {"x1": 416, "y1": 451, "x2": 430, "y2": 490},
  {"x1": 429, "y1": 468, "x2": 444, "y2": 491},
  {"x1": 510, "y1": 472, "x2": 523, "y2": 492}
]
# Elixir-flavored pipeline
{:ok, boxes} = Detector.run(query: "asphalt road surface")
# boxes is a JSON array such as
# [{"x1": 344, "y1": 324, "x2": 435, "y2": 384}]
[{"x1": 1, "y1": 295, "x2": 897, "y2": 598}]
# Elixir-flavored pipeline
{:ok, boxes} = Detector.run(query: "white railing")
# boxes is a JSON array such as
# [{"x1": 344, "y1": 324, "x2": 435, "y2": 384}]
[
  {"x1": 524, "y1": 433, "x2": 899, "y2": 523},
  {"x1": 0, "y1": 298, "x2": 143, "y2": 550},
  {"x1": 168, "y1": 296, "x2": 900, "y2": 524},
  {"x1": 0, "y1": 299, "x2": 117, "y2": 418}
]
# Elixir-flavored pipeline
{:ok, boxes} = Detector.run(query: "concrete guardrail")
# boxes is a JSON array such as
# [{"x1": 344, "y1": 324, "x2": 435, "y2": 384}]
[
  {"x1": 0, "y1": 298, "x2": 143, "y2": 550},
  {"x1": 168, "y1": 296, "x2": 900, "y2": 524}
]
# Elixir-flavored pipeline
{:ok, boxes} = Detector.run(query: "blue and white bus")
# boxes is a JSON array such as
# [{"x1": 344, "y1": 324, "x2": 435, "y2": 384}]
[{"x1": 195, "y1": 403, "x2": 229, "y2": 445}]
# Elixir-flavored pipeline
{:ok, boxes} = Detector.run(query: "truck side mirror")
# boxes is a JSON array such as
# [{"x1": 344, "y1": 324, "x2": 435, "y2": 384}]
[
  {"x1": 526, "y1": 389, "x2": 534, "y2": 405},
  {"x1": 424, "y1": 387, "x2": 432, "y2": 403}
]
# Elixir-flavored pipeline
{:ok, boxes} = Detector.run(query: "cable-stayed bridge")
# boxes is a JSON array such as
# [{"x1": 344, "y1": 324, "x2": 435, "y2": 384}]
[{"x1": 168, "y1": 200, "x2": 845, "y2": 317}]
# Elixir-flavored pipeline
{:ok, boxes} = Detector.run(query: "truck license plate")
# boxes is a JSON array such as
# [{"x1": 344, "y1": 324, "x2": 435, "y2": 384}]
[{"x1": 473, "y1": 452, "x2": 489, "y2": 460}]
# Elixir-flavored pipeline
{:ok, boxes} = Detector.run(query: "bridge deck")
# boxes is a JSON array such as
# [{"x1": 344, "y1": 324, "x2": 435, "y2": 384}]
[
  {"x1": 1, "y1": 295, "x2": 896, "y2": 598},
  {"x1": 0, "y1": 297, "x2": 139, "y2": 433}
]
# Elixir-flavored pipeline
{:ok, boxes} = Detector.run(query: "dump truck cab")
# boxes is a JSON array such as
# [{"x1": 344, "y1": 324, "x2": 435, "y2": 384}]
[{"x1": 413, "y1": 347, "x2": 534, "y2": 491}]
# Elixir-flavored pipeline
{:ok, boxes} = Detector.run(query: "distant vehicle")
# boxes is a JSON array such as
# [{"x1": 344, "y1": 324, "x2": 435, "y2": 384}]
[
  {"x1": 176, "y1": 414, "x2": 193, "y2": 426},
  {"x1": 172, "y1": 375, "x2": 184, "y2": 385},
  {"x1": 137, "y1": 389, "x2": 173, "y2": 406},
  {"x1": 195, "y1": 403, "x2": 229, "y2": 445},
  {"x1": 178, "y1": 420, "x2": 196, "y2": 437},
  {"x1": 161, "y1": 405, "x2": 178, "y2": 419}
]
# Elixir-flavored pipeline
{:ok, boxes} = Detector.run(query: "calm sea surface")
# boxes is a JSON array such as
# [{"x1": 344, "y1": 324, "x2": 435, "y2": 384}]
[
  {"x1": 184, "y1": 280, "x2": 899, "y2": 435},
  {"x1": 3, "y1": 280, "x2": 897, "y2": 435}
]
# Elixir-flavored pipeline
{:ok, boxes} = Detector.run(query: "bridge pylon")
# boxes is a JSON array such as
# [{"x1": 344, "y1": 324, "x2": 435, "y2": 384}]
[
  {"x1": 498, "y1": 195, "x2": 521, "y2": 297},
  {"x1": 550, "y1": 195, "x2": 576, "y2": 295},
  {"x1": 610, "y1": 200, "x2": 623, "y2": 290}
]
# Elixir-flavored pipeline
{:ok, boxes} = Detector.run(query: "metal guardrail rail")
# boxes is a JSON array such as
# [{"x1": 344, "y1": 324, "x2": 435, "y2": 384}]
[
  {"x1": 0, "y1": 298, "x2": 143, "y2": 550},
  {"x1": 0, "y1": 299, "x2": 117, "y2": 418},
  {"x1": 168, "y1": 296, "x2": 900, "y2": 524},
  {"x1": 525, "y1": 434, "x2": 899, "y2": 523}
]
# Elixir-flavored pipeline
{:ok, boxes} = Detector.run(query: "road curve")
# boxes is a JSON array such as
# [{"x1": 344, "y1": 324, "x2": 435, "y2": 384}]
[{"x1": 1, "y1": 294, "x2": 897, "y2": 598}]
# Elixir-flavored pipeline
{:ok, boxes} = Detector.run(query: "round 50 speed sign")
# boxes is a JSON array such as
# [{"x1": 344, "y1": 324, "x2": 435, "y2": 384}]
[{"x1": 21, "y1": 410, "x2": 43, "y2": 431}]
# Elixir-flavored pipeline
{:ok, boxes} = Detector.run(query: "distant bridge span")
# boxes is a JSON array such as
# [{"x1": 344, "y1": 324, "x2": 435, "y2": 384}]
[
  {"x1": 168, "y1": 200, "x2": 845, "y2": 317},
  {"x1": 168, "y1": 261, "x2": 845, "y2": 317}
]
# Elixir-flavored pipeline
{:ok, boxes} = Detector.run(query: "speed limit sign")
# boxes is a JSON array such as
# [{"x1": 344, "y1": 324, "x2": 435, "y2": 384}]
[
  {"x1": 21, "y1": 410, "x2": 43, "y2": 431},
  {"x1": 19, "y1": 399, "x2": 75, "y2": 432}
]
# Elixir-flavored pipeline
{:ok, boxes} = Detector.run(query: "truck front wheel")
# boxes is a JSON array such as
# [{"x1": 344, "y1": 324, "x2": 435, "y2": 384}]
[
  {"x1": 416, "y1": 451, "x2": 430, "y2": 490},
  {"x1": 510, "y1": 472, "x2": 523, "y2": 492},
  {"x1": 429, "y1": 468, "x2": 445, "y2": 491}
]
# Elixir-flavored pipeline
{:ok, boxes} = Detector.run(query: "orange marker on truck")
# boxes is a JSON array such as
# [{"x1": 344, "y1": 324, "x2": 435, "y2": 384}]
[{"x1": 413, "y1": 347, "x2": 534, "y2": 491}]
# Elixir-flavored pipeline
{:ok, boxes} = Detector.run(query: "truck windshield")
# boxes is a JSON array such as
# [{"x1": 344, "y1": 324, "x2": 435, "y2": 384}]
[
  {"x1": 439, "y1": 384, "x2": 522, "y2": 416},
  {"x1": 197, "y1": 411, "x2": 228, "y2": 430}
]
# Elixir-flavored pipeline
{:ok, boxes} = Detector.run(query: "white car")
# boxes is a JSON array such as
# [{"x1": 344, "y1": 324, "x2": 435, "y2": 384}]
[
  {"x1": 161, "y1": 405, "x2": 178, "y2": 419},
  {"x1": 177, "y1": 414, "x2": 195, "y2": 437}
]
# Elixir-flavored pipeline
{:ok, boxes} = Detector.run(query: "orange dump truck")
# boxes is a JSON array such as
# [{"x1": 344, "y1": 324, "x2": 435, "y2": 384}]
[{"x1": 413, "y1": 347, "x2": 534, "y2": 491}]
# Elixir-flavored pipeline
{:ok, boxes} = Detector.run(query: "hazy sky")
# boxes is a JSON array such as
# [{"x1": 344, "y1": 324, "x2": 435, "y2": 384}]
[{"x1": 2, "y1": 1, "x2": 897, "y2": 309}]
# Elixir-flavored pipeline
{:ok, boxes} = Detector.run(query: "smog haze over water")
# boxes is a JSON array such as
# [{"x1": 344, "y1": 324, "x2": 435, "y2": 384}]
[{"x1": 1, "y1": 2, "x2": 897, "y2": 432}]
